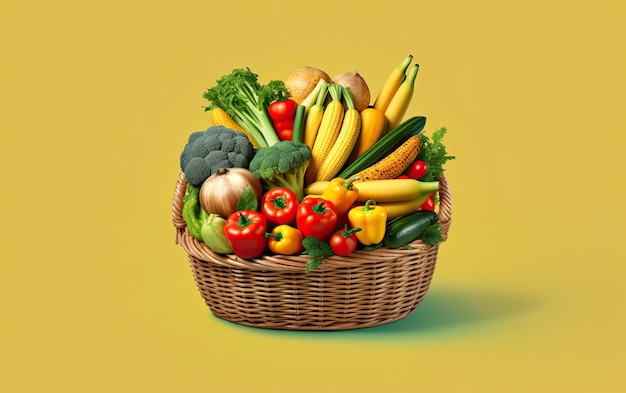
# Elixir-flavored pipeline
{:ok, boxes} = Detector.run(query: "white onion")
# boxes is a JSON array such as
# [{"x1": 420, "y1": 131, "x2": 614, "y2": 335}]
[
  {"x1": 199, "y1": 167, "x2": 262, "y2": 219},
  {"x1": 332, "y1": 70, "x2": 371, "y2": 112}
]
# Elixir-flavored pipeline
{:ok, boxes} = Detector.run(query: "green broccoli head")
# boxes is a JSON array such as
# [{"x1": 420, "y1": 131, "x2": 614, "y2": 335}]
[
  {"x1": 248, "y1": 140, "x2": 312, "y2": 201},
  {"x1": 180, "y1": 126, "x2": 254, "y2": 188}
]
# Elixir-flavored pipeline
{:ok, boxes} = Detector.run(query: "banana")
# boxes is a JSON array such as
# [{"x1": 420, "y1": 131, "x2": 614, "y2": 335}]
[
  {"x1": 377, "y1": 195, "x2": 433, "y2": 221},
  {"x1": 373, "y1": 54, "x2": 413, "y2": 114},
  {"x1": 384, "y1": 63, "x2": 419, "y2": 131},
  {"x1": 304, "y1": 178, "x2": 439, "y2": 203}
]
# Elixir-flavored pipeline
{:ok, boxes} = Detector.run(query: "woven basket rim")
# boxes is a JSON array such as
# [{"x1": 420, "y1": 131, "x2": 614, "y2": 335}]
[{"x1": 171, "y1": 172, "x2": 452, "y2": 272}]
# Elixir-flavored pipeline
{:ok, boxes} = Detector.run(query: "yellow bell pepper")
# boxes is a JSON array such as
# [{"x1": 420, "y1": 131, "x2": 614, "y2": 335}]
[
  {"x1": 348, "y1": 199, "x2": 387, "y2": 245},
  {"x1": 265, "y1": 224, "x2": 304, "y2": 255}
]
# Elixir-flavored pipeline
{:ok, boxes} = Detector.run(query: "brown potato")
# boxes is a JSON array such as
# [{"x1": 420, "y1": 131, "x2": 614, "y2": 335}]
[{"x1": 284, "y1": 66, "x2": 332, "y2": 104}]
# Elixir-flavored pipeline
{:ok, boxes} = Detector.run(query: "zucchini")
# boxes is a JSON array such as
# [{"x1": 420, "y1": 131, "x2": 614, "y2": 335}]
[
  {"x1": 337, "y1": 116, "x2": 426, "y2": 179},
  {"x1": 383, "y1": 210, "x2": 438, "y2": 248}
]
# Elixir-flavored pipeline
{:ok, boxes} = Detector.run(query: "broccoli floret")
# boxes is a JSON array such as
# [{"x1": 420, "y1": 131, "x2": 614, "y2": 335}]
[
  {"x1": 248, "y1": 140, "x2": 312, "y2": 201},
  {"x1": 180, "y1": 126, "x2": 254, "y2": 188}
]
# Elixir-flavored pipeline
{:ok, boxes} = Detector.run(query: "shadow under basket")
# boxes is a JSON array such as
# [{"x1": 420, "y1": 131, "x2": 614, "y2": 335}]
[{"x1": 171, "y1": 172, "x2": 452, "y2": 331}]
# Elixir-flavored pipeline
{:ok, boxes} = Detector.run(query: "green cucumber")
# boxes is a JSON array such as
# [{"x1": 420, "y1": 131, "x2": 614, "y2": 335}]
[
  {"x1": 383, "y1": 210, "x2": 438, "y2": 248},
  {"x1": 337, "y1": 116, "x2": 426, "y2": 179}
]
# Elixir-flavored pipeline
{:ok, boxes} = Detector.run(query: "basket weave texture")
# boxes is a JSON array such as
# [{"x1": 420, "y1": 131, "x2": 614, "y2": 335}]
[{"x1": 172, "y1": 172, "x2": 452, "y2": 330}]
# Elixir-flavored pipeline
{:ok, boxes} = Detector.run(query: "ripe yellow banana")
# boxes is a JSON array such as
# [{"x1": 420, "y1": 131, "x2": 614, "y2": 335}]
[
  {"x1": 384, "y1": 63, "x2": 419, "y2": 131},
  {"x1": 377, "y1": 195, "x2": 433, "y2": 221},
  {"x1": 304, "y1": 178, "x2": 439, "y2": 203},
  {"x1": 373, "y1": 54, "x2": 413, "y2": 114}
]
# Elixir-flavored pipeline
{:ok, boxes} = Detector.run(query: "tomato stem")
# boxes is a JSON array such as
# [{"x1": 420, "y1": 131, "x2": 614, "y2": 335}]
[{"x1": 341, "y1": 225, "x2": 362, "y2": 238}]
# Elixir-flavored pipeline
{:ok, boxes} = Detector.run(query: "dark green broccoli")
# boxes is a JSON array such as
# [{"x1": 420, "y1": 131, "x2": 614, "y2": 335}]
[
  {"x1": 179, "y1": 125, "x2": 255, "y2": 188},
  {"x1": 248, "y1": 140, "x2": 312, "y2": 201}
]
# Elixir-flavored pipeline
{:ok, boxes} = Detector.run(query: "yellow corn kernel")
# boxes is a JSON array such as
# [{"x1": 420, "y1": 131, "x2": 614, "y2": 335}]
[
  {"x1": 315, "y1": 90, "x2": 362, "y2": 182},
  {"x1": 303, "y1": 104, "x2": 324, "y2": 150},
  {"x1": 353, "y1": 134, "x2": 421, "y2": 181},
  {"x1": 305, "y1": 85, "x2": 344, "y2": 186}
]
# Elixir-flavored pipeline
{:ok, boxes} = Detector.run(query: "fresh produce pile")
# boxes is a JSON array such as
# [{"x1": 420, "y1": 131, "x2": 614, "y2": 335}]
[{"x1": 178, "y1": 55, "x2": 455, "y2": 273}]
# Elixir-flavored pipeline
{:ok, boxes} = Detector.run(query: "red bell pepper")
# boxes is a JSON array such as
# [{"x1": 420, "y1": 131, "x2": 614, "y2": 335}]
[
  {"x1": 261, "y1": 187, "x2": 298, "y2": 226},
  {"x1": 296, "y1": 197, "x2": 338, "y2": 241},
  {"x1": 268, "y1": 99, "x2": 298, "y2": 141},
  {"x1": 224, "y1": 210, "x2": 267, "y2": 259},
  {"x1": 419, "y1": 193, "x2": 436, "y2": 211}
]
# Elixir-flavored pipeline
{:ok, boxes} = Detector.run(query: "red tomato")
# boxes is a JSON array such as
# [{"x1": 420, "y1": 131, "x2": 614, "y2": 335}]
[
  {"x1": 419, "y1": 193, "x2": 436, "y2": 211},
  {"x1": 397, "y1": 175, "x2": 410, "y2": 179},
  {"x1": 261, "y1": 187, "x2": 298, "y2": 226},
  {"x1": 407, "y1": 160, "x2": 428, "y2": 180},
  {"x1": 329, "y1": 226, "x2": 362, "y2": 256}
]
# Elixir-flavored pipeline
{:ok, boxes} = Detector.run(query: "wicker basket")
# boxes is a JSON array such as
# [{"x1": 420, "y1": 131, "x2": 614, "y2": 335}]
[{"x1": 171, "y1": 171, "x2": 452, "y2": 330}]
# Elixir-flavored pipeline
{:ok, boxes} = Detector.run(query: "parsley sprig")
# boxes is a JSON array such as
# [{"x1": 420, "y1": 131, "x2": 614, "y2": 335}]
[
  {"x1": 302, "y1": 237, "x2": 334, "y2": 274},
  {"x1": 417, "y1": 127, "x2": 455, "y2": 182}
]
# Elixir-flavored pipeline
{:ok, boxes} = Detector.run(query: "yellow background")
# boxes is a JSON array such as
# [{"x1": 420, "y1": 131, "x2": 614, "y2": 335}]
[{"x1": 1, "y1": 0, "x2": 624, "y2": 391}]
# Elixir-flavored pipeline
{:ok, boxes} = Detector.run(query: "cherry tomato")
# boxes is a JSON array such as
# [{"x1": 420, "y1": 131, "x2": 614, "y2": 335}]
[
  {"x1": 419, "y1": 193, "x2": 436, "y2": 211},
  {"x1": 329, "y1": 226, "x2": 362, "y2": 257},
  {"x1": 407, "y1": 160, "x2": 428, "y2": 180},
  {"x1": 397, "y1": 175, "x2": 410, "y2": 179}
]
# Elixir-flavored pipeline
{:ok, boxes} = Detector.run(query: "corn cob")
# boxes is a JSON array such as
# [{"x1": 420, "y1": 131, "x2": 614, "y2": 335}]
[
  {"x1": 305, "y1": 84, "x2": 344, "y2": 185},
  {"x1": 353, "y1": 134, "x2": 421, "y2": 181},
  {"x1": 384, "y1": 64, "x2": 419, "y2": 131},
  {"x1": 315, "y1": 86, "x2": 361, "y2": 182},
  {"x1": 211, "y1": 107, "x2": 261, "y2": 148},
  {"x1": 303, "y1": 82, "x2": 328, "y2": 149},
  {"x1": 373, "y1": 54, "x2": 413, "y2": 113}
]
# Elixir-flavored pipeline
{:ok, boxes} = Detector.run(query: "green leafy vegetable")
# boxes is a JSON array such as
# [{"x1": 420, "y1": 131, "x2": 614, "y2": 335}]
[
  {"x1": 236, "y1": 185, "x2": 258, "y2": 211},
  {"x1": 421, "y1": 223, "x2": 443, "y2": 246},
  {"x1": 203, "y1": 68, "x2": 288, "y2": 148},
  {"x1": 181, "y1": 185, "x2": 233, "y2": 253},
  {"x1": 302, "y1": 237, "x2": 334, "y2": 274},
  {"x1": 416, "y1": 127, "x2": 455, "y2": 182}
]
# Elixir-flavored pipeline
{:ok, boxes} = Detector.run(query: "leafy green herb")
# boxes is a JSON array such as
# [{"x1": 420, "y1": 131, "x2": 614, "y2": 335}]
[
  {"x1": 417, "y1": 127, "x2": 455, "y2": 182},
  {"x1": 235, "y1": 185, "x2": 258, "y2": 212},
  {"x1": 203, "y1": 68, "x2": 288, "y2": 147},
  {"x1": 421, "y1": 223, "x2": 443, "y2": 246},
  {"x1": 302, "y1": 237, "x2": 334, "y2": 274}
]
